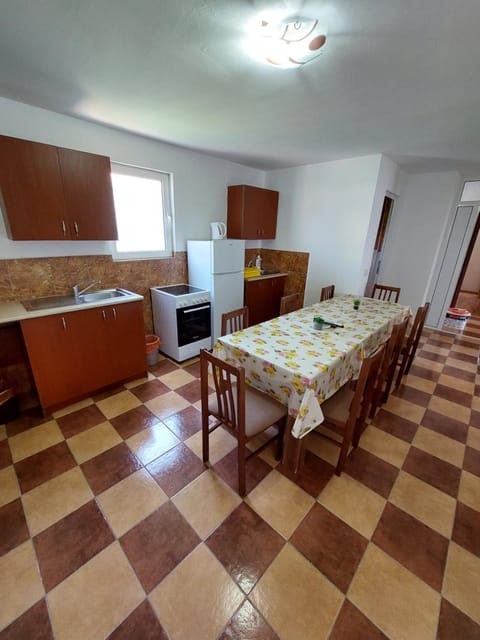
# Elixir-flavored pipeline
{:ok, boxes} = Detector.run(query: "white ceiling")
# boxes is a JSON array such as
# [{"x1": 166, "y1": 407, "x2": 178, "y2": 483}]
[{"x1": 1, "y1": 0, "x2": 480, "y2": 172}]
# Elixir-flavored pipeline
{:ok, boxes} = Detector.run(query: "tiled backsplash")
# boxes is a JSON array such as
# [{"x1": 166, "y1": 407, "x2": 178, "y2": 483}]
[{"x1": 245, "y1": 248, "x2": 309, "y2": 303}]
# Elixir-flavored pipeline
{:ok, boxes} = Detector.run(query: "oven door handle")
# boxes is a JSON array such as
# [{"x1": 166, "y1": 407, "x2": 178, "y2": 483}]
[{"x1": 181, "y1": 305, "x2": 210, "y2": 313}]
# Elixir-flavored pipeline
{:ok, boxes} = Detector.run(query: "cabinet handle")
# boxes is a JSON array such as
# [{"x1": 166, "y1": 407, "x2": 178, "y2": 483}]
[
  {"x1": 102, "y1": 310, "x2": 106, "y2": 320},
  {"x1": 73, "y1": 221, "x2": 79, "y2": 236},
  {"x1": 61, "y1": 317, "x2": 67, "y2": 330},
  {"x1": 61, "y1": 220, "x2": 66, "y2": 236},
  {"x1": 112, "y1": 307, "x2": 117, "y2": 320}
]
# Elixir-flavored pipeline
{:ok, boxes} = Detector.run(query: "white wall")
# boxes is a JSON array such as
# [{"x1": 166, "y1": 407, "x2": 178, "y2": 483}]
[
  {"x1": 265, "y1": 155, "x2": 384, "y2": 304},
  {"x1": 379, "y1": 171, "x2": 462, "y2": 312},
  {"x1": 0, "y1": 97, "x2": 264, "y2": 259}
]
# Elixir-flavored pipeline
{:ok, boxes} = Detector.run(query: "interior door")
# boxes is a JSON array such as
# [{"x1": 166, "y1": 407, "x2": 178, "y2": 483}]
[{"x1": 365, "y1": 195, "x2": 394, "y2": 296}]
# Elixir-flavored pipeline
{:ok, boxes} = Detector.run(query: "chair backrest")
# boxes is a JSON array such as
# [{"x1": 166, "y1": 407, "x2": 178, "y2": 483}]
[
  {"x1": 371, "y1": 284, "x2": 401, "y2": 303},
  {"x1": 221, "y1": 306, "x2": 249, "y2": 336},
  {"x1": 349, "y1": 343, "x2": 386, "y2": 430},
  {"x1": 371, "y1": 316, "x2": 409, "y2": 414},
  {"x1": 200, "y1": 349, "x2": 244, "y2": 436},
  {"x1": 320, "y1": 285, "x2": 335, "y2": 302},
  {"x1": 405, "y1": 301, "x2": 430, "y2": 362},
  {"x1": 279, "y1": 293, "x2": 302, "y2": 315}
]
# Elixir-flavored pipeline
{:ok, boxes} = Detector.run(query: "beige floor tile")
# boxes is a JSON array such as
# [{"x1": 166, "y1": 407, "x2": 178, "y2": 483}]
[
  {"x1": 305, "y1": 431, "x2": 343, "y2": 467},
  {"x1": 98, "y1": 468, "x2": 168, "y2": 537},
  {"x1": 458, "y1": 470, "x2": 480, "y2": 511},
  {"x1": 172, "y1": 469, "x2": 241, "y2": 538},
  {"x1": 450, "y1": 343, "x2": 479, "y2": 356},
  {"x1": 22, "y1": 467, "x2": 93, "y2": 536},
  {"x1": 472, "y1": 395, "x2": 480, "y2": 412},
  {"x1": 358, "y1": 425, "x2": 410, "y2": 468},
  {"x1": 145, "y1": 391, "x2": 191, "y2": 420},
  {"x1": 415, "y1": 356, "x2": 445, "y2": 372},
  {"x1": 446, "y1": 354, "x2": 479, "y2": 371},
  {"x1": 437, "y1": 374, "x2": 475, "y2": 394},
  {"x1": 413, "y1": 426, "x2": 465, "y2": 468},
  {"x1": 126, "y1": 422, "x2": 180, "y2": 465},
  {"x1": 349, "y1": 543, "x2": 440, "y2": 640},
  {"x1": 467, "y1": 427, "x2": 480, "y2": 450},
  {"x1": 150, "y1": 544, "x2": 243, "y2": 640},
  {"x1": 47, "y1": 542, "x2": 144, "y2": 640},
  {"x1": 9, "y1": 420, "x2": 64, "y2": 463},
  {"x1": 185, "y1": 426, "x2": 236, "y2": 464},
  {"x1": 246, "y1": 470, "x2": 314, "y2": 539},
  {"x1": 427, "y1": 396, "x2": 471, "y2": 424},
  {"x1": 0, "y1": 424, "x2": 6, "y2": 441},
  {"x1": 96, "y1": 390, "x2": 141, "y2": 419},
  {"x1": 159, "y1": 368, "x2": 197, "y2": 390},
  {"x1": 443, "y1": 542, "x2": 480, "y2": 625},
  {"x1": 318, "y1": 474, "x2": 386, "y2": 539},
  {"x1": 52, "y1": 397, "x2": 93, "y2": 418},
  {"x1": 382, "y1": 395, "x2": 426, "y2": 423},
  {"x1": 0, "y1": 540, "x2": 44, "y2": 631},
  {"x1": 250, "y1": 544, "x2": 343, "y2": 640},
  {"x1": 389, "y1": 471, "x2": 456, "y2": 538},
  {"x1": 67, "y1": 422, "x2": 123, "y2": 464},
  {"x1": 422, "y1": 343, "x2": 450, "y2": 357},
  {"x1": 403, "y1": 375, "x2": 437, "y2": 394},
  {"x1": 0, "y1": 465, "x2": 20, "y2": 507}
]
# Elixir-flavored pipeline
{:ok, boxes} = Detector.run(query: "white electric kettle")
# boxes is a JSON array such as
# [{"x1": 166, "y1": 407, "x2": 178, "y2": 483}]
[{"x1": 210, "y1": 221, "x2": 226, "y2": 239}]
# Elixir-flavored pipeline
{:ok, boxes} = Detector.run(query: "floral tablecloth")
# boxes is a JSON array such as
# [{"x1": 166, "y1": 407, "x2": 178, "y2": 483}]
[{"x1": 213, "y1": 294, "x2": 410, "y2": 439}]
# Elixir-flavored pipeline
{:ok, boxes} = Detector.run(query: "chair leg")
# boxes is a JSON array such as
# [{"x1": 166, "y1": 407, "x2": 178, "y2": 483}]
[
  {"x1": 202, "y1": 417, "x2": 209, "y2": 463},
  {"x1": 275, "y1": 419, "x2": 286, "y2": 461},
  {"x1": 336, "y1": 421, "x2": 355, "y2": 475},
  {"x1": 395, "y1": 353, "x2": 407, "y2": 387},
  {"x1": 238, "y1": 441, "x2": 246, "y2": 497}
]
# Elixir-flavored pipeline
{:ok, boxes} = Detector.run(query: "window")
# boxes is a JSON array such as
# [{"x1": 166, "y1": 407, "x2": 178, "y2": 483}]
[{"x1": 110, "y1": 163, "x2": 174, "y2": 260}]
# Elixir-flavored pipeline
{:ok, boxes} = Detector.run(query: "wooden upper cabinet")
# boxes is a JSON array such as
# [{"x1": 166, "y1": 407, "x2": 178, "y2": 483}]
[
  {"x1": 227, "y1": 184, "x2": 279, "y2": 239},
  {"x1": 0, "y1": 134, "x2": 118, "y2": 241}
]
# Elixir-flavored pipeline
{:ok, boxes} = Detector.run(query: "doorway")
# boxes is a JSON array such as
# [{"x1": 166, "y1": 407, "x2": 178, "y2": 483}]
[{"x1": 365, "y1": 195, "x2": 394, "y2": 297}]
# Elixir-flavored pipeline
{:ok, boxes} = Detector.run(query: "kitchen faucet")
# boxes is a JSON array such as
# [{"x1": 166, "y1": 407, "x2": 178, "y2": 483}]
[{"x1": 72, "y1": 279, "x2": 102, "y2": 299}]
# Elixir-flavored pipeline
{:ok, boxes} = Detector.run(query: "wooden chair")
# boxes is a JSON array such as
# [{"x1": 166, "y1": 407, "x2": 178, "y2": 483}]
[
  {"x1": 200, "y1": 349, "x2": 287, "y2": 496},
  {"x1": 279, "y1": 293, "x2": 302, "y2": 315},
  {"x1": 368, "y1": 316, "x2": 409, "y2": 421},
  {"x1": 221, "y1": 306, "x2": 249, "y2": 336},
  {"x1": 371, "y1": 284, "x2": 401, "y2": 303},
  {"x1": 320, "y1": 285, "x2": 335, "y2": 302},
  {"x1": 311, "y1": 343, "x2": 385, "y2": 475},
  {"x1": 395, "y1": 302, "x2": 430, "y2": 386}
]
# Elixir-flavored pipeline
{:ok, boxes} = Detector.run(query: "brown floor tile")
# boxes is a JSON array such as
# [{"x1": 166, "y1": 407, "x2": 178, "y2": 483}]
[
  {"x1": 81, "y1": 442, "x2": 142, "y2": 495},
  {"x1": 130, "y1": 379, "x2": 170, "y2": 403},
  {"x1": 408, "y1": 363, "x2": 441, "y2": 382},
  {"x1": 5, "y1": 408, "x2": 49, "y2": 437},
  {"x1": 0, "y1": 440, "x2": 12, "y2": 469},
  {"x1": 370, "y1": 409, "x2": 418, "y2": 443},
  {"x1": 34, "y1": 500, "x2": 115, "y2": 591},
  {"x1": 344, "y1": 447, "x2": 399, "y2": 499},
  {"x1": 290, "y1": 503, "x2": 368, "y2": 593},
  {"x1": 442, "y1": 364, "x2": 476, "y2": 383},
  {"x1": 182, "y1": 360, "x2": 201, "y2": 379},
  {"x1": 434, "y1": 383, "x2": 474, "y2": 408},
  {"x1": 437, "y1": 598, "x2": 480, "y2": 640},
  {"x1": 277, "y1": 450, "x2": 335, "y2": 498},
  {"x1": 56, "y1": 404, "x2": 106, "y2": 438},
  {"x1": 372, "y1": 502, "x2": 449, "y2": 591},
  {"x1": 120, "y1": 501, "x2": 200, "y2": 592},
  {"x1": 14, "y1": 441, "x2": 76, "y2": 493},
  {"x1": 0, "y1": 599, "x2": 54, "y2": 640},
  {"x1": 464, "y1": 446, "x2": 480, "y2": 477},
  {"x1": 206, "y1": 502, "x2": 285, "y2": 594},
  {"x1": 329, "y1": 600, "x2": 388, "y2": 640},
  {"x1": 218, "y1": 600, "x2": 280, "y2": 640},
  {"x1": 161, "y1": 406, "x2": 202, "y2": 440},
  {"x1": 392, "y1": 384, "x2": 431, "y2": 407},
  {"x1": 402, "y1": 446, "x2": 461, "y2": 498},
  {"x1": 150, "y1": 359, "x2": 180, "y2": 377},
  {"x1": 146, "y1": 442, "x2": 205, "y2": 497},
  {"x1": 110, "y1": 405, "x2": 160, "y2": 439},
  {"x1": 446, "y1": 350, "x2": 478, "y2": 365},
  {"x1": 0, "y1": 498, "x2": 29, "y2": 556},
  {"x1": 174, "y1": 380, "x2": 202, "y2": 403},
  {"x1": 213, "y1": 448, "x2": 274, "y2": 496},
  {"x1": 471, "y1": 409, "x2": 480, "y2": 429},
  {"x1": 418, "y1": 349, "x2": 447, "y2": 364},
  {"x1": 106, "y1": 599, "x2": 168, "y2": 640},
  {"x1": 452, "y1": 502, "x2": 480, "y2": 558},
  {"x1": 421, "y1": 409, "x2": 469, "y2": 443}
]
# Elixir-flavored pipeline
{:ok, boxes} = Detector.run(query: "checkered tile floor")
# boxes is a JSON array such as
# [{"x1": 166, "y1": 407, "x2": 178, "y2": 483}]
[{"x1": 1, "y1": 325, "x2": 479, "y2": 639}]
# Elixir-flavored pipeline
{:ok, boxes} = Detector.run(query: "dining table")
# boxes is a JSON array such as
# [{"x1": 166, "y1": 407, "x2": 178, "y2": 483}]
[{"x1": 213, "y1": 294, "x2": 411, "y2": 471}]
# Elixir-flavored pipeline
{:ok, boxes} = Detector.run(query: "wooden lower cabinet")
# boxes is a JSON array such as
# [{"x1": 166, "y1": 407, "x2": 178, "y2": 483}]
[
  {"x1": 21, "y1": 301, "x2": 146, "y2": 413},
  {"x1": 244, "y1": 276, "x2": 287, "y2": 326}
]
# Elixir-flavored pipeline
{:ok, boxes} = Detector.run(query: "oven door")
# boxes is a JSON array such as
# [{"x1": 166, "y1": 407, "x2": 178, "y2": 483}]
[{"x1": 176, "y1": 302, "x2": 211, "y2": 346}]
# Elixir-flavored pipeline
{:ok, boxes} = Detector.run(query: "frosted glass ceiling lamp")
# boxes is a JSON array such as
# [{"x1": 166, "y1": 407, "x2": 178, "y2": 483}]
[{"x1": 251, "y1": 17, "x2": 327, "y2": 68}]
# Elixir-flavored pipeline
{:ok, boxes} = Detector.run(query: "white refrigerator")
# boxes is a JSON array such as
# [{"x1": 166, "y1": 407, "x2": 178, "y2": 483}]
[{"x1": 187, "y1": 239, "x2": 245, "y2": 345}]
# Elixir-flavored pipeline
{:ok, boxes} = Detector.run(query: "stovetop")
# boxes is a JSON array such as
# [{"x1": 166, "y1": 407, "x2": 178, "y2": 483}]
[{"x1": 155, "y1": 284, "x2": 205, "y2": 296}]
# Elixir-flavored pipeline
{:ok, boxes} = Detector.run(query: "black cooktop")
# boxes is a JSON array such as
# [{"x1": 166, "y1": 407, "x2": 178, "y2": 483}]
[{"x1": 156, "y1": 284, "x2": 205, "y2": 296}]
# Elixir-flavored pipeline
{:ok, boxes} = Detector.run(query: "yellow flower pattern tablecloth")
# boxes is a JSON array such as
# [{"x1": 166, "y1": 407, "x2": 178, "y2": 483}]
[{"x1": 213, "y1": 295, "x2": 410, "y2": 439}]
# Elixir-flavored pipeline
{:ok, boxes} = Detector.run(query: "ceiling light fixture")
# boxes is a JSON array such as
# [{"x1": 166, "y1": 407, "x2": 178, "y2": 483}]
[{"x1": 249, "y1": 16, "x2": 327, "y2": 69}]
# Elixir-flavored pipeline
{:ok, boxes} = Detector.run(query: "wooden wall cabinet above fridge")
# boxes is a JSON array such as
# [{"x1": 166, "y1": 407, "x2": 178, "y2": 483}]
[
  {"x1": 0, "y1": 134, "x2": 118, "y2": 241},
  {"x1": 227, "y1": 184, "x2": 279, "y2": 239}
]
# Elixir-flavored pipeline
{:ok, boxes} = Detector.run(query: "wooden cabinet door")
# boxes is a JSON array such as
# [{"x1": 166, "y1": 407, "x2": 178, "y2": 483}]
[
  {"x1": 100, "y1": 302, "x2": 146, "y2": 384},
  {"x1": 0, "y1": 135, "x2": 67, "y2": 240},
  {"x1": 245, "y1": 276, "x2": 286, "y2": 325},
  {"x1": 58, "y1": 148, "x2": 118, "y2": 240},
  {"x1": 227, "y1": 185, "x2": 278, "y2": 239}
]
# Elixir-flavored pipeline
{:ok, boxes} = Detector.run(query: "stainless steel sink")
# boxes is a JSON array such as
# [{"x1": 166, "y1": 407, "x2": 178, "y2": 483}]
[{"x1": 22, "y1": 288, "x2": 133, "y2": 311}]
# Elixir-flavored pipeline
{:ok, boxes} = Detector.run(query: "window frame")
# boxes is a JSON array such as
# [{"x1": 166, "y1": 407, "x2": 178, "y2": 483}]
[{"x1": 109, "y1": 162, "x2": 175, "y2": 261}]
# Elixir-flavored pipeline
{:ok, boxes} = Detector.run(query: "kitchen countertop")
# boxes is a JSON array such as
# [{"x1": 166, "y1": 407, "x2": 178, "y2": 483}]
[
  {"x1": 0, "y1": 291, "x2": 144, "y2": 325},
  {"x1": 244, "y1": 272, "x2": 288, "y2": 282}
]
